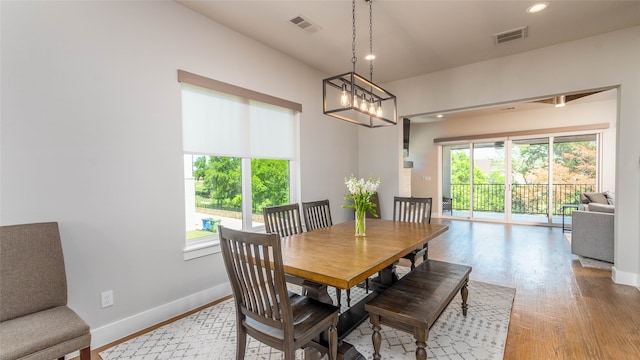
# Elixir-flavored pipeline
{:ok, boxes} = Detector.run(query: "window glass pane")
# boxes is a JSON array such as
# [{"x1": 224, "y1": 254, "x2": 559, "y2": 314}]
[
  {"x1": 251, "y1": 159, "x2": 290, "y2": 226},
  {"x1": 442, "y1": 144, "x2": 471, "y2": 217},
  {"x1": 184, "y1": 155, "x2": 242, "y2": 243},
  {"x1": 473, "y1": 142, "x2": 505, "y2": 220}
]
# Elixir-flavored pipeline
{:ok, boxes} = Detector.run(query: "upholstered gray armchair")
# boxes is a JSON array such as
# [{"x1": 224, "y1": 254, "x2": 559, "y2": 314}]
[{"x1": 0, "y1": 222, "x2": 91, "y2": 360}]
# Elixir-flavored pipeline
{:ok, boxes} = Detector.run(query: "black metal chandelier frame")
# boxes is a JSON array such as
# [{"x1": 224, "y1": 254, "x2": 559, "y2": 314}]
[{"x1": 322, "y1": 0, "x2": 397, "y2": 128}]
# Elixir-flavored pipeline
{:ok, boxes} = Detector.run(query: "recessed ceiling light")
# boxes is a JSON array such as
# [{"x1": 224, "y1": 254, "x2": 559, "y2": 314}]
[
  {"x1": 527, "y1": 2, "x2": 549, "y2": 14},
  {"x1": 436, "y1": 114, "x2": 444, "y2": 118},
  {"x1": 364, "y1": 53, "x2": 376, "y2": 61}
]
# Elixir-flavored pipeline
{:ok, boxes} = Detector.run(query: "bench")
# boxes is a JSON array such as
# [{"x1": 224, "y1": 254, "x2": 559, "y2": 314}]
[{"x1": 365, "y1": 260, "x2": 472, "y2": 360}]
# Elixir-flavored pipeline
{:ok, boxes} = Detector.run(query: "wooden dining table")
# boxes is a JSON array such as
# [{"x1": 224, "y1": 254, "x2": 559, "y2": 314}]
[{"x1": 280, "y1": 218, "x2": 449, "y2": 360}]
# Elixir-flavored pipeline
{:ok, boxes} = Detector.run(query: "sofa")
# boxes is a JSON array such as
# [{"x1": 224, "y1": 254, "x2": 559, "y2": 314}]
[{"x1": 570, "y1": 192, "x2": 615, "y2": 263}]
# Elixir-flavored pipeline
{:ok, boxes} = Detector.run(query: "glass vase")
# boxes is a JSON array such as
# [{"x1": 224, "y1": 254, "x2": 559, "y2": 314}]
[{"x1": 355, "y1": 208, "x2": 366, "y2": 236}]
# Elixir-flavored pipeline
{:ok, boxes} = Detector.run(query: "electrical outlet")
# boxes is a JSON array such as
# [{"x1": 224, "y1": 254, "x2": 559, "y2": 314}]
[{"x1": 101, "y1": 290, "x2": 114, "y2": 308}]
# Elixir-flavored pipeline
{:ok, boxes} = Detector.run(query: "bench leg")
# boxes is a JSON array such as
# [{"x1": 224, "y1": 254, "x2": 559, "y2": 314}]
[
  {"x1": 461, "y1": 279, "x2": 469, "y2": 316},
  {"x1": 414, "y1": 327, "x2": 428, "y2": 360},
  {"x1": 370, "y1": 313, "x2": 382, "y2": 360}
]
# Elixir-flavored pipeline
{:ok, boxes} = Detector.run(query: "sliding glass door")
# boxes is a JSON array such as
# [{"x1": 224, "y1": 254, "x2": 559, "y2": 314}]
[
  {"x1": 510, "y1": 138, "x2": 549, "y2": 223},
  {"x1": 472, "y1": 142, "x2": 506, "y2": 221},
  {"x1": 442, "y1": 133, "x2": 598, "y2": 225},
  {"x1": 550, "y1": 134, "x2": 597, "y2": 223}
]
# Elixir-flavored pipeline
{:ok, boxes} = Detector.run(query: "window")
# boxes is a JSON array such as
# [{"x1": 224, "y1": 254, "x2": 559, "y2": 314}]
[{"x1": 179, "y1": 71, "x2": 300, "y2": 257}]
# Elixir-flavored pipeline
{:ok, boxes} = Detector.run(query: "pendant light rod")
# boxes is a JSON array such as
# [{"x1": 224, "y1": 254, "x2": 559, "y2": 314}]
[{"x1": 351, "y1": 0, "x2": 357, "y2": 74}]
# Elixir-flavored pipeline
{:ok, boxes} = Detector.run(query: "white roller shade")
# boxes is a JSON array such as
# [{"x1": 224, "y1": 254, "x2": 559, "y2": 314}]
[{"x1": 182, "y1": 84, "x2": 296, "y2": 159}]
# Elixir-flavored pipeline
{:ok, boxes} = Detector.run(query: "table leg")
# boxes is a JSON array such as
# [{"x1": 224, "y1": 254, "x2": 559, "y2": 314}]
[
  {"x1": 301, "y1": 261, "x2": 402, "y2": 360},
  {"x1": 369, "y1": 260, "x2": 400, "y2": 289},
  {"x1": 301, "y1": 280, "x2": 332, "y2": 304},
  {"x1": 301, "y1": 282, "x2": 375, "y2": 360}
]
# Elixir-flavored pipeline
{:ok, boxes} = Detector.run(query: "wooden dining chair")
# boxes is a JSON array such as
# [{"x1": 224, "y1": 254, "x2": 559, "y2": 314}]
[
  {"x1": 302, "y1": 199, "x2": 333, "y2": 231},
  {"x1": 219, "y1": 226, "x2": 339, "y2": 360},
  {"x1": 302, "y1": 199, "x2": 353, "y2": 307},
  {"x1": 365, "y1": 192, "x2": 381, "y2": 219},
  {"x1": 263, "y1": 203, "x2": 305, "y2": 237},
  {"x1": 263, "y1": 203, "x2": 309, "y2": 294},
  {"x1": 393, "y1": 196, "x2": 433, "y2": 270}
]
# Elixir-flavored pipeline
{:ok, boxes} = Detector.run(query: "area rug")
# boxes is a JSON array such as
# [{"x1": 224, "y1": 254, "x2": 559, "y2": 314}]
[
  {"x1": 564, "y1": 233, "x2": 613, "y2": 270},
  {"x1": 100, "y1": 280, "x2": 514, "y2": 360}
]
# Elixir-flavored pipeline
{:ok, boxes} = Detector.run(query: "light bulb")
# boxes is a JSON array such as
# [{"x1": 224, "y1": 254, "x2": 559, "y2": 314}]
[
  {"x1": 376, "y1": 101, "x2": 383, "y2": 117},
  {"x1": 340, "y1": 84, "x2": 350, "y2": 106},
  {"x1": 352, "y1": 90, "x2": 359, "y2": 108},
  {"x1": 360, "y1": 93, "x2": 368, "y2": 111},
  {"x1": 369, "y1": 98, "x2": 376, "y2": 115}
]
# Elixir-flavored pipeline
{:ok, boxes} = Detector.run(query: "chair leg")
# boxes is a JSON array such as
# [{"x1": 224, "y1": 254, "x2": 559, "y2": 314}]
[
  {"x1": 335, "y1": 288, "x2": 342, "y2": 307},
  {"x1": 79, "y1": 347, "x2": 91, "y2": 360},
  {"x1": 284, "y1": 345, "x2": 296, "y2": 360},
  {"x1": 236, "y1": 326, "x2": 246, "y2": 360},
  {"x1": 346, "y1": 289, "x2": 351, "y2": 307}
]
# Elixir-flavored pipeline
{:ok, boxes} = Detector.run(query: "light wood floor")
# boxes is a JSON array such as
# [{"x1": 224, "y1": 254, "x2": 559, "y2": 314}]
[{"x1": 82, "y1": 220, "x2": 640, "y2": 360}]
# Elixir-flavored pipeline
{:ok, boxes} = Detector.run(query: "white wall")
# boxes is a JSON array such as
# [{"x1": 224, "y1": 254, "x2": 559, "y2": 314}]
[
  {"x1": 409, "y1": 96, "x2": 617, "y2": 199},
  {"x1": 0, "y1": 1, "x2": 358, "y2": 348},
  {"x1": 366, "y1": 26, "x2": 640, "y2": 287}
]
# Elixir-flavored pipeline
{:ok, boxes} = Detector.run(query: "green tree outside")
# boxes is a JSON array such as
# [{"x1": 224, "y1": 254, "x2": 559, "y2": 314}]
[
  {"x1": 449, "y1": 140, "x2": 596, "y2": 214},
  {"x1": 193, "y1": 156, "x2": 289, "y2": 214}
]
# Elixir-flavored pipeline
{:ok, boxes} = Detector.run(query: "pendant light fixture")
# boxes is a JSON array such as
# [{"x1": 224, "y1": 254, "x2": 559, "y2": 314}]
[{"x1": 322, "y1": 0, "x2": 397, "y2": 128}]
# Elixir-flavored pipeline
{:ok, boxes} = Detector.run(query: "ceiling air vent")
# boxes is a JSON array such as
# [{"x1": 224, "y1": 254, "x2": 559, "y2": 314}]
[
  {"x1": 493, "y1": 26, "x2": 528, "y2": 45},
  {"x1": 289, "y1": 15, "x2": 321, "y2": 33}
]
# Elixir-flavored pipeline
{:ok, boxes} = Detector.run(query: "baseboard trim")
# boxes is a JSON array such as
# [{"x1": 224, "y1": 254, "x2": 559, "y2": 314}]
[
  {"x1": 612, "y1": 266, "x2": 640, "y2": 287},
  {"x1": 90, "y1": 282, "x2": 232, "y2": 350}
]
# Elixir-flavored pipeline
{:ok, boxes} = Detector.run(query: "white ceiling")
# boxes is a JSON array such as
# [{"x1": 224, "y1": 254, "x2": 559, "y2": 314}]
[
  {"x1": 176, "y1": 0, "x2": 640, "y2": 83},
  {"x1": 175, "y1": 0, "x2": 639, "y2": 120}
]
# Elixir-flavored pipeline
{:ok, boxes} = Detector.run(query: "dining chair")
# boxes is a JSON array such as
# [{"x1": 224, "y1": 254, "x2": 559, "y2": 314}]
[
  {"x1": 365, "y1": 192, "x2": 381, "y2": 219},
  {"x1": 302, "y1": 199, "x2": 333, "y2": 231},
  {"x1": 263, "y1": 203, "x2": 305, "y2": 237},
  {"x1": 218, "y1": 226, "x2": 339, "y2": 360},
  {"x1": 302, "y1": 199, "x2": 354, "y2": 307},
  {"x1": 393, "y1": 196, "x2": 433, "y2": 270},
  {"x1": 263, "y1": 203, "x2": 309, "y2": 294}
]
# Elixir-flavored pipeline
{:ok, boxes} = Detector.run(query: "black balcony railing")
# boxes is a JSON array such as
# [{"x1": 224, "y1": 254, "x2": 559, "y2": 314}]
[{"x1": 448, "y1": 183, "x2": 595, "y2": 216}]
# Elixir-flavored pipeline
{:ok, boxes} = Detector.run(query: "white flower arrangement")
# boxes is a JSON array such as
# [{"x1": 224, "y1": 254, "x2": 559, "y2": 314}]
[{"x1": 343, "y1": 175, "x2": 380, "y2": 218}]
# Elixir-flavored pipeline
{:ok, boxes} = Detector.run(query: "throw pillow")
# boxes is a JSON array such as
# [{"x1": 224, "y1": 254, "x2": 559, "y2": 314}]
[
  {"x1": 585, "y1": 192, "x2": 609, "y2": 204},
  {"x1": 579, "y1": 193, "x2": 590, "y2": 204},
  {"x1": 605, "y1": 191, "x2": 615, "y2": 205}
]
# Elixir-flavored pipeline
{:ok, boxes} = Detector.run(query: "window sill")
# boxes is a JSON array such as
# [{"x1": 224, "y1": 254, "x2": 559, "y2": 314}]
[{"x1": 183, "y1": 240, "x2": 221, "y2": 260}]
